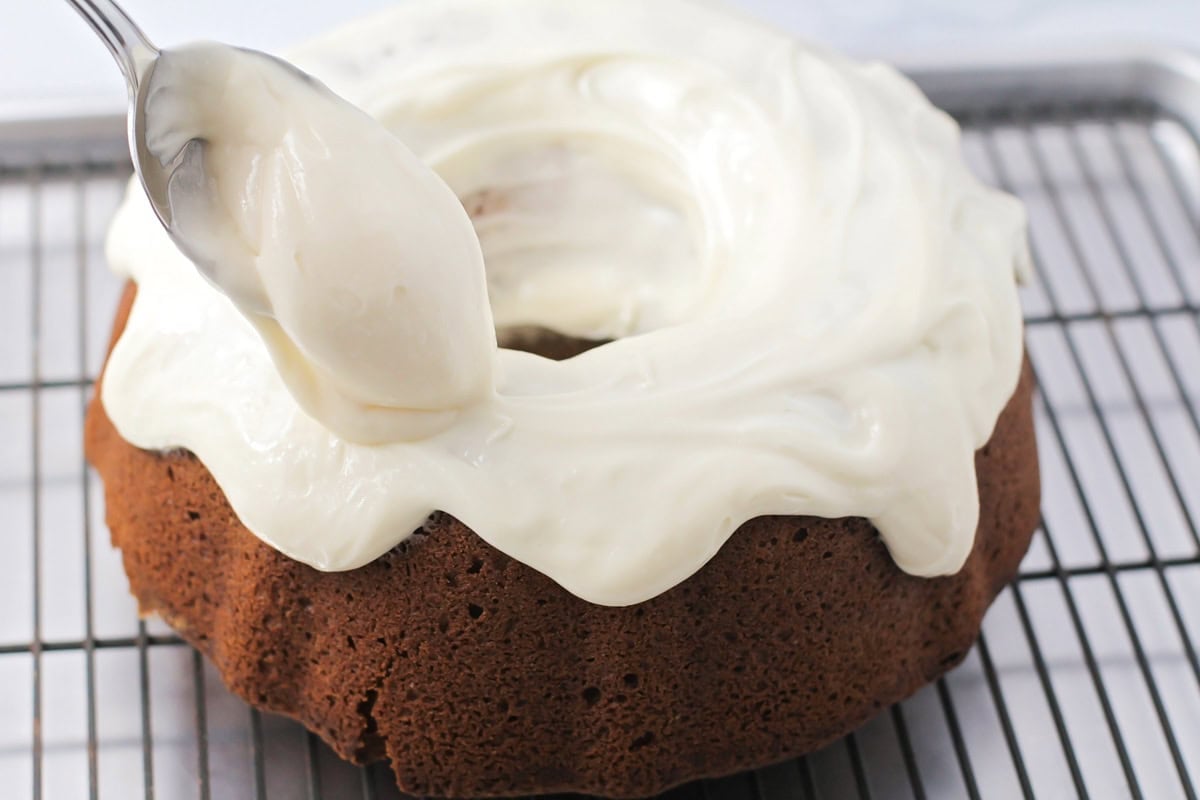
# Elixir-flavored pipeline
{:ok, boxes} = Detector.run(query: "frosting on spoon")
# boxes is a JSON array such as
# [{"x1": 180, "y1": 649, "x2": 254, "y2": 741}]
[{"x1": 143, "y1": 43, "x2": 496, "y2": 443}]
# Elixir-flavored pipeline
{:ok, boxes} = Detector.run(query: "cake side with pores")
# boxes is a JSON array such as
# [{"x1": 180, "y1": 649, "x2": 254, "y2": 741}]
[{"x1": 86, "y1": 283, "x2": 1039, "y2": 798}]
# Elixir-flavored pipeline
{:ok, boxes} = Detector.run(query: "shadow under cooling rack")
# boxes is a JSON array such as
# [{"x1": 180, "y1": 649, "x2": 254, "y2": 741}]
[{"x1": 3, "y1": 69, "x2": 1200, "y2": 800}]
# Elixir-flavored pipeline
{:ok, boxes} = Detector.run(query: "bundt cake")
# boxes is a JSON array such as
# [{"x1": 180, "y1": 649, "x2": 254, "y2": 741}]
[{"x1": 84, "y1": 0, "x2": 1040, "y2": 795}]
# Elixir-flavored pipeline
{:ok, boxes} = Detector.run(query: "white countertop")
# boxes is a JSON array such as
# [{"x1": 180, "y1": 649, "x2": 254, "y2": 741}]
[{"x1": 3, "y1": 0, "x2": 1200, "y2": 116}]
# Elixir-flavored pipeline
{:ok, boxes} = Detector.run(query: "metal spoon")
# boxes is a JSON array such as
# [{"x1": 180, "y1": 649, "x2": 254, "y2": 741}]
[
  {"x1": 63, "y1": 0, "x2": 184, "y2": 233},
  {"x1": 65, "y1": 0, "x2": 337, "y2": 281}
]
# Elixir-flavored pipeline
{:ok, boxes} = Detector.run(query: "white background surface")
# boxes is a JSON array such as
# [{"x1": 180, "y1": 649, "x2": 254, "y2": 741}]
[
  {"x1": 4, "y1": 3, "x2": 1200, "y2": 800},
  {"x1": 4, "y1": 0, "x2": 1200, "y2": 114}
]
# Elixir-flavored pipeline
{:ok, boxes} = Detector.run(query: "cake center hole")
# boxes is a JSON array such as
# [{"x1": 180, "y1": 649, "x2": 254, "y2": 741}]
[{"x1": 444, "y1": 137, "x2": 704, "y2": 345}]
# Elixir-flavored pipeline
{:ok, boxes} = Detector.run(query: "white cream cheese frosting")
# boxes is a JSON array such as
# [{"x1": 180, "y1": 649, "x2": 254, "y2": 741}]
[
  {"x1": 101, "y1": 0, "x2": 1031, "y2": 606},
  {"x1": 142, "y1": 44, "x2": 497, "y2": 444}
]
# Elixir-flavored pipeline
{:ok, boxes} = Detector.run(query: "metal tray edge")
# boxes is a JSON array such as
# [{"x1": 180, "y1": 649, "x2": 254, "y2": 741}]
[
  {"x1": 904, "y1": 44, "x2": 1200, "y2": 128},
  {"x1": 5, "y1": 44, "x2": 1200, "y2": 169}
]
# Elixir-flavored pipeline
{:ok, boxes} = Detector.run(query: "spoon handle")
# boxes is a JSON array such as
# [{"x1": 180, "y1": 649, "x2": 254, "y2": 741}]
[{"x1": 64, "y1": 0, "x2": 158, "y2": 93}]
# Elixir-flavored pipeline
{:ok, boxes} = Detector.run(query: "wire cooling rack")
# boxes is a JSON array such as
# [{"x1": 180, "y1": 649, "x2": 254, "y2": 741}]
[{"x1": 3, "y1": 55, "x2": 1200, "y2": 800}]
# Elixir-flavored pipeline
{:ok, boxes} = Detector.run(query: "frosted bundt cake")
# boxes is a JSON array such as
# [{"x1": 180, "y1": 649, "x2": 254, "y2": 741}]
[{"x1": 84, "y1": 0, "x2": 1040, "y2": 796}]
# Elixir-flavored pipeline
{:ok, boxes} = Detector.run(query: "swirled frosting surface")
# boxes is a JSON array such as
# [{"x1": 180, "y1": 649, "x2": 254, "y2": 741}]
[{"x1": 101, "y1": 0, "x2": 1030, "y2": 606}]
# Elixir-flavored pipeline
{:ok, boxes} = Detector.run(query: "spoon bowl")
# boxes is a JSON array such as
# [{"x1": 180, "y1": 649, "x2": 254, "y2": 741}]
[{"x1": 65, "y1": 0, "x2": 192, "y2": 244}]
